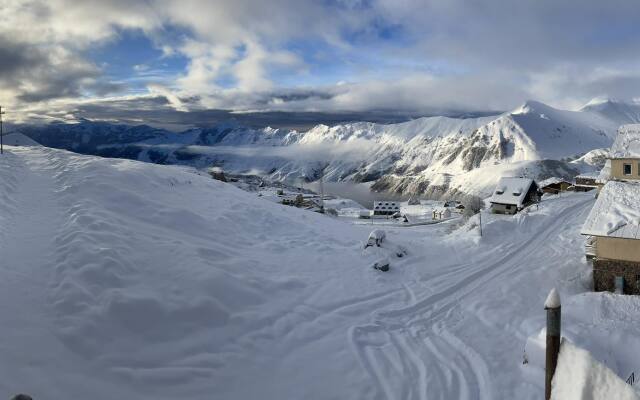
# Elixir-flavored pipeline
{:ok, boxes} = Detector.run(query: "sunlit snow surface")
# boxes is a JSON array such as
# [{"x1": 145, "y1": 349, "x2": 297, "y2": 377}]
[{"x1": 0, "y1": 143, "x2": 639, "y2": 399}]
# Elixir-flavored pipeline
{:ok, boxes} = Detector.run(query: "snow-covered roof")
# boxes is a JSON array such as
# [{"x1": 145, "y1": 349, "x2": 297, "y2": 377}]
[
  {"x1": 610, "y1": 124, "x2": 640, "y2": 158},
  {"x1": 551, "y1": 340, "x2": 638, "y2": 400},
  {"x1": 539, "y1": 177, "x2": 569, "y2": 187},
  {"x1": 596, "y1": 159, "x2": 611, "y2": 184},
  {"x1": 581, "y1": 181, "x2": 640, "y2": 239},
  {"x1": 575, "y1": 172, "x2": 598, "y2": 179},
  {"x1": 489, "y1": 177, "x2": 536, "y2": 206}
]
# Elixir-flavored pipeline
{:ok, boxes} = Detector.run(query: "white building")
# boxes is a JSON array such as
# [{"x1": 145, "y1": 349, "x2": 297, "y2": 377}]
[{"x1": 373, "y1": 201, "x2": 400, "y2": 216}]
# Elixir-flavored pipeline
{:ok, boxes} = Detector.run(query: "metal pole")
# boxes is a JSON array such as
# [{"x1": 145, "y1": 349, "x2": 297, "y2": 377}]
[
  {"x1": 0, "y1": 105, "x2": 4, "y2": 154},
  {"x1": 319, "y1": 168, "x2": 325, "y2": 214},
  {"x1": 545, "y1": 288, "x2": 561, "y2": 400},
  {"x1": 479, "y1": 211, "x2": 482, "y2": 237}
]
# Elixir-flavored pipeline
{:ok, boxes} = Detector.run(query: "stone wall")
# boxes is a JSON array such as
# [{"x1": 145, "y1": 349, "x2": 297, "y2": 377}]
[{"x1": 593, "y1": 258, "x2": 640, "y2": 294}]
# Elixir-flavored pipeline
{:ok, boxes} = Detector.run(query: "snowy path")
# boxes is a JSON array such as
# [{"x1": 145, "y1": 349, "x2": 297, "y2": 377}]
[{"x1": 349, "y1": 198, "x2": 594, "y2": 400}]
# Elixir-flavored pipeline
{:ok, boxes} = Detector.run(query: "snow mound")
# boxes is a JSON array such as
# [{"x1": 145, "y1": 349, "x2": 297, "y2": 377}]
[
  {"x1": 611, "y1": 124, "x2": 640, "y2": 158},
  {"x1": 3, "y1": 132, "x2": 40, "y2": 146},
  {"x1": 597, "y1": 159, "x2": 611, "y2": 183},
  {"x1": 551, "y1": 340, "x2": 639, "y2": 400}
]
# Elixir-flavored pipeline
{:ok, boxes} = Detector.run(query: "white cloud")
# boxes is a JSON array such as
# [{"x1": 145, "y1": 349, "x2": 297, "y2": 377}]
[{"x1": 3, "y1": 0, "x2": 640, "y2": 122}]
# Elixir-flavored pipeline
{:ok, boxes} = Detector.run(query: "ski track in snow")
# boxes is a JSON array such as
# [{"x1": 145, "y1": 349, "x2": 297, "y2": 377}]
[{"x1": 349, "y1": 198, "x2": 593, "y2": 400}]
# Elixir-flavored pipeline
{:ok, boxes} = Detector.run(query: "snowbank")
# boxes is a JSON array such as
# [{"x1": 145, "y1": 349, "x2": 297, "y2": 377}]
[
  {"x1": 551, "y1": 340, "x2": 639, "y2": 400},
  {"x1": 611, "y1": 124, "x2": 640, "y2": 158},
  {"x1": 2, "y1": 132, "x2": 40, "y2": 147}
]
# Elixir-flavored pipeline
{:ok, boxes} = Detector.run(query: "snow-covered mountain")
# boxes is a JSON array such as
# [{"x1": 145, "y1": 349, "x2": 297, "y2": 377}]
[
  {"x1": 19, "y1": 98, "x2": 640, "y2": 199},
  {"x1": 580, "y1": 97, "x2": 640, "y2": 125}
]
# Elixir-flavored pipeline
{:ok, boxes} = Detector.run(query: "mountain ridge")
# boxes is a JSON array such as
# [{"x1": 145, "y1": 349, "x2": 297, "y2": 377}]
[{"x1": 17, "y1": 99, "x2": 640, "y2": 199}]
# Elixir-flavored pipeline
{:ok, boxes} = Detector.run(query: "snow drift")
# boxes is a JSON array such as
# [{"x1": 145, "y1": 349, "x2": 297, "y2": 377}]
[{"x1": 551, "y1": 341, "x2": 639, "y2": 400}]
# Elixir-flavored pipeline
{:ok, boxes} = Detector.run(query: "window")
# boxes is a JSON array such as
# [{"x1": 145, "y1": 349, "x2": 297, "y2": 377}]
[
  {"x1": 638, "y1": 162, "x2": 640, "y2": 176},
  {"x1": 506, "y1": 205, "x2": 512, "y2": 210},
  {"x1": 623, "y1": 163, "x2": 632, "y2": 176}
]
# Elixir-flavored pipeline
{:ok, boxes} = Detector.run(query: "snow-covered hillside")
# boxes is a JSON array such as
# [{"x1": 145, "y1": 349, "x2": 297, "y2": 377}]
[
  {"x1": 2, "y1": 142, "x2": 639, "y2": 399},
  {"x1": 20, "y1": 99, "x2": 635, "y2": 200}
]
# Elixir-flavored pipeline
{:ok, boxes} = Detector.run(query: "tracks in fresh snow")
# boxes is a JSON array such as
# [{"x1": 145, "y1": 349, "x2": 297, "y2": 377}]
[
  {"x1": 0, "y1": 147, "x2": 123, "y2": 398},
  {"x1": 349, "y1": 198, "x2": 593, "y2": 400},
  {"x1": 0, "y1": 148, "x2": 68, "y2": 394}
]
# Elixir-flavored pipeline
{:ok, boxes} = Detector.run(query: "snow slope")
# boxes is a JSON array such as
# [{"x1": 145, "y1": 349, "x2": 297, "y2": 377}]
[
  {"x1": 1, "y1": 144, "x2": 639, "y2": 399},
  {"x1": 580, "y1": 98, "x2": 640, "y2": 126}
]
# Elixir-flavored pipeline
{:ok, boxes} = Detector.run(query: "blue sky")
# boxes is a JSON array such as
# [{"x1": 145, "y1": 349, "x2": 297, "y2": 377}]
[{"x1": 2, "y1": 0, "x2": 640, "y2": 122}]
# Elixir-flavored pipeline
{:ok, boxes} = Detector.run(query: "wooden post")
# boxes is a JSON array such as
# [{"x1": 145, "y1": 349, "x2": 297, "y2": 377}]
[{"x1": 544, "y1": 288, "x2": 561, "y2": 400}]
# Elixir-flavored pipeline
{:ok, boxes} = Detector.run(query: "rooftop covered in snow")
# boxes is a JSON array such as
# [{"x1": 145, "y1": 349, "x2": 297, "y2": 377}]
[
  {"x1": 489, "y1": 177, "x2": 537, "y2": 207},
  {"x1": 539, "y1": 177, "x2": 569, "y2": 187},
  {"x1": 581, "y1": 181, "x2": 640, "y2": 239},
  {"x1": 610, "y1": 124, "x2": 640, "y2": 159},
  {"x1": 575, "y1": 172, "x2": 598, "y2": 179}
]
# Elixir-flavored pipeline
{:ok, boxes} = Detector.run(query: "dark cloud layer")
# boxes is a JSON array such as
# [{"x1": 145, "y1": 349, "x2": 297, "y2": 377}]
[{"x1": 68, "y1": 95, "x2": 498, "y2": 131}]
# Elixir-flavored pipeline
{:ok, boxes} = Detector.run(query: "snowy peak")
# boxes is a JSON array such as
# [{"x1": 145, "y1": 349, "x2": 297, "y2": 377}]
[
  {"x1": 580, "y1": 97, "x2": 640, "y2": 125},
  {"x1": 511, "y1": 100, "x2": 557, "y2": 116},
  {"x1": 580, "y1": 96, "x2": 621, "y2": 110}
]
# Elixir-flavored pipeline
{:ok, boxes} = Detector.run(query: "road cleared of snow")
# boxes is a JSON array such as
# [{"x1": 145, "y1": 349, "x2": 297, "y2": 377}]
[{"x1": 0, "y1": 145, "x2": 638, "y2": 399}]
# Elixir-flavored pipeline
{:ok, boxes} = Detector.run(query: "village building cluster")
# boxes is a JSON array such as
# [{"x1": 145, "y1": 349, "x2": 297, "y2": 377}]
[
  {"x1": 581, "y1": 124, "x2": 640, "y2": 295},
  {"x1": 209, "y1": 125, "x2": 640, "y2": 297},
  {"x1": 483, "y1": 124, "x2": 640, "y2": 296}
]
